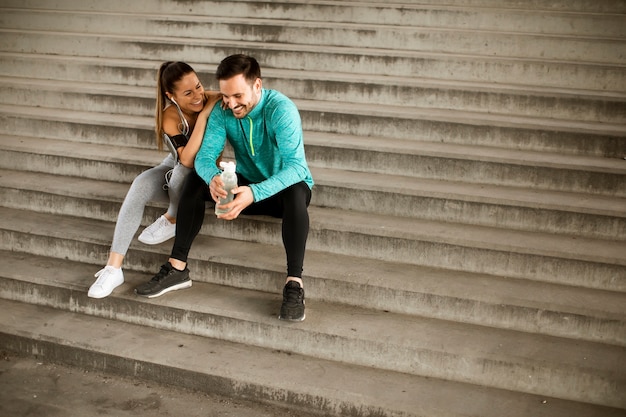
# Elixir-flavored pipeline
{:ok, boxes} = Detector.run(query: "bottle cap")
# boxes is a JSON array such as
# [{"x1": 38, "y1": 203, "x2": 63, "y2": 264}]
[{"x1": 219, "y1": 161, "x2": 236, "y2": 172}]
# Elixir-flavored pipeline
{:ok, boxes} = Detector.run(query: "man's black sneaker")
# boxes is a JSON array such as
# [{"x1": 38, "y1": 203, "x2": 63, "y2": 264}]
[
  {"x1": 134, "y1": 262, "x2": 192, "y2": 298},
  {"x1": 279, "y1": 281, "x2": 305, "y2": 321}
]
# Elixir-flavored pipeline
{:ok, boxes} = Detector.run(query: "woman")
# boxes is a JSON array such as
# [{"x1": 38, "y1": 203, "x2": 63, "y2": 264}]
[{"x1": 88, "y1": 61, "x2": 221, "y2": 298}]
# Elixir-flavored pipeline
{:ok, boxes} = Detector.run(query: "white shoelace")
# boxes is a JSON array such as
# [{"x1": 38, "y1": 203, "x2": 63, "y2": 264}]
[
  {"x1": 143, "y1": 216, "x2": 170, "y2": 236},
  {"x1": 93, "y1": 266, "x2": 114, "y2": 285}
]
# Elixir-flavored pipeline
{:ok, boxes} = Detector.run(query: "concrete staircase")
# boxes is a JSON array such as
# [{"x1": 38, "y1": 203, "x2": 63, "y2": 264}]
[{"x1": 0, "y1": 1, "x2": 625, "y2": 415}]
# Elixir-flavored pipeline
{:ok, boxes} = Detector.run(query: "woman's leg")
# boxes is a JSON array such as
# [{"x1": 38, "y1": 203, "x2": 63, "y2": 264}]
[
  {"x1": 134, "y1": 171, "x2": 211, "y2": 298},
  {"x1": 90, "y1": 161, "x2": 172, "y2": 298},
  {"x1": 110, "y1": 163, "x2": 171, "y2": 256},
  {"x1": 165, "y1": 163, "x2": 192, "y2": 220}
]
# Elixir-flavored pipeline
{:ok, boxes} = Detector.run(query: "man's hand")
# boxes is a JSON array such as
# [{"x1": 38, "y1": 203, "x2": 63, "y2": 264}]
[
  {"x1": 215, "y1": 186, "x2": 254, "y2": 220},
  {"x1": 209, "y1": 175, "x2": 226, "y2": 203}
]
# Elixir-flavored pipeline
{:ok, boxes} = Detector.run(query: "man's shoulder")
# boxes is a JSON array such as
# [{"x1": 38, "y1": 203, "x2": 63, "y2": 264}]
[
  {"x1": 264, "y1": 89, "x2": 294, "y2": 106},
  {"x1": 262, "y1": 89, "x2": 298, "y2": 117}
]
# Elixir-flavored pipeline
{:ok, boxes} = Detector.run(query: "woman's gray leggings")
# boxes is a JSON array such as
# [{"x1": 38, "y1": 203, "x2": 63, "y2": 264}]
[{"x1": 110, "y1": 155, "x2": 191, "y2": 255}]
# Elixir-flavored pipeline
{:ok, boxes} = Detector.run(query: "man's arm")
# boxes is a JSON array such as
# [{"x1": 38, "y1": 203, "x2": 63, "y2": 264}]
[
  {"x1": 178, "y1": 91, "x2": 222, "y2": 168},
  {"x1": 248, "y1": 100, "x2": 310, "y2": 202},
  {"x1": 195, "y1": 107, "x2": 226, "y2": 184}
]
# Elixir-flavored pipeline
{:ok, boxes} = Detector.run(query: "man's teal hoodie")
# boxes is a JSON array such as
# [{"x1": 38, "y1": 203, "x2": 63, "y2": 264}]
[{"x1": 195, "y1": 88, "x2": 314, "y2": 202}]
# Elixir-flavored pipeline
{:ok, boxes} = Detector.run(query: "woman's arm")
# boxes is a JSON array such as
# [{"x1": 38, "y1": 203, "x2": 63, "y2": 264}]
[{"x1": 177, "y1": 91, "x2": 222, "y2": 167}]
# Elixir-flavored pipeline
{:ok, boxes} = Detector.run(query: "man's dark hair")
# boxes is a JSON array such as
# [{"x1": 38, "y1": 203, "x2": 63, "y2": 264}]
[{"x1": 215, "y1": 54, "x2": 261, "y2": 85}]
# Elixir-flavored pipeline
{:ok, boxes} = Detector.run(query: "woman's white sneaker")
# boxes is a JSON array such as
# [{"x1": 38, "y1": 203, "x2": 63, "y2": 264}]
[
  {"x1": 88, "y1": 266, "x2": 124, "y2": 298},
  {"x1": 138, "y1": 215, "x2": 176, "y2": 245}
]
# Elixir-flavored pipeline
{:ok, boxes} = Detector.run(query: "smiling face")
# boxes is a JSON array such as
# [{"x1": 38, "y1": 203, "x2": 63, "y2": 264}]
[
  {"x1": 219, "y1": 73, "x2": 262, "y2": 119},
  {"x1": 168, "y1": 72, "x2": 205, "y2": 115}
]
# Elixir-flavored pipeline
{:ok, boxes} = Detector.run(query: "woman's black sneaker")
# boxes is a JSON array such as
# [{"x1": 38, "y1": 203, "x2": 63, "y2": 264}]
[
  {"x1": 135, "y1": 262, "x2": 192, "y2": 298},
  {"x1": 279, "y1": 281, "x2": 305, "y2": 321}
]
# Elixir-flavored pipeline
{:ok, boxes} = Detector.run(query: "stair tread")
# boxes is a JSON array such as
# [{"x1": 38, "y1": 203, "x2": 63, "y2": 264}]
[
  {"x1": 4, "y1": 25, "x2": 626, "y2": 63},
  {"x1": 2, "y1": 8, "x2": 625, "y2": 53},
  {"x1": 3, "y1": 56, "x2": 625, "y2": 101},
  {"x1": 315, "y1": 208, "x2": 626, "y2": 265},
  {"x1": 2, "y1": 29, "x2": 624, "y2": 93},
  {"x1": 4, "y1": 8, "x2": 625, "y2": 55},
  {"x1": 0, "y1": 1, "x2": 625, "y2": 412},
  {"x1": 5, "y1": 73, "x2": 626, "y2": 128},
  {"x1": 0, "y1": 74, "x2": 150, "y2": 96},
  {"x1": 314, "y1": 167, "x2": 626, "y2": 216},
  {"x1": 3, "y1": 6, "x2": 623, "y2": 32},
  {"x1": 307, "y1": 132, "x2": 626, "y2": 174},
  {"x1": 2, "y1": 84, "x2": 626, "y2": 136},
  {"x1": 2, "y1": 107, "x2": 626, "y2": 175},
  {"x1": 2, "y1": 137, "x2": 625, "y2": 215},
  {"x1": 1, "y1": 299, "x2": 621, "y2": 417},
  {"x1": 0, "y1": 194, "x2": 624, "y2": 327},
  {"x1": 299, "y1": 99, "x2": 626, "y2": 136},
  {"x1": 0, "y1": 102, "x2": 147, "y2": 128},
  {"x1": 0, "y1": 163, "x2": 623, "y2": 264},
  {"x1": 4, "y1": 250, "x2": 625, "y2": 369},
  {"x1": 3, "y1": 0, "x2": 625, "y2": 17},
  {"x1": 0, "y1": 252, "x2": 624, "y2": 406}
]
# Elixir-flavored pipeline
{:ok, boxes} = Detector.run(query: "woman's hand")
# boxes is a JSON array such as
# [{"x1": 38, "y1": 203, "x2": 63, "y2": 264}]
[{"x1": 202, "y1": 91, "x2": 222, "y2": 116}]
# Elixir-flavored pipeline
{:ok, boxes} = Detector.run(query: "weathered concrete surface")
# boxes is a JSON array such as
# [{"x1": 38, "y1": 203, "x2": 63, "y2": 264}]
[{"x1": 0, "y1": 350, "x2": 317, "y2": 417}]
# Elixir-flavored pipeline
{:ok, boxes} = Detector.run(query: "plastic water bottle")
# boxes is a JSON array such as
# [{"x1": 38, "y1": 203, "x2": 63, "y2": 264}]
[{"x1": 215, "y1": 161, "x2": 237, "y2": 215}]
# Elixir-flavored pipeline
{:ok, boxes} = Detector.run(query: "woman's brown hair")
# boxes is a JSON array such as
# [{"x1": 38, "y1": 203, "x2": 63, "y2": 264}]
[{"x1": 155, "y1": 61, "x2": 196, "y2": 150}]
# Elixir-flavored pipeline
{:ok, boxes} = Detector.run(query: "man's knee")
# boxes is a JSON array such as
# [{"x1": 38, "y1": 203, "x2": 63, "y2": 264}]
[
  {"x1": 282, "y1": 182, "x2": 311, "y2": 209},
  {"x1": 181, "y1": 172, "x2": 209, "y2": 199}
]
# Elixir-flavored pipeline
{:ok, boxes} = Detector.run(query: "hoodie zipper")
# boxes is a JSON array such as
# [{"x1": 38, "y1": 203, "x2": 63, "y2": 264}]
[{"x1": 239, "y1": 117, "x2": 255, "y2": 156}]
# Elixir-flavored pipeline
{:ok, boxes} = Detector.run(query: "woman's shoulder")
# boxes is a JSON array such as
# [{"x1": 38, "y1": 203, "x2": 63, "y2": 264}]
[
  {"x1": 161, "y1": 104, "x2": 184, "y2": 135},
  {"x1": 162, "y1": 104, "x2": 178, "y2": 118}
]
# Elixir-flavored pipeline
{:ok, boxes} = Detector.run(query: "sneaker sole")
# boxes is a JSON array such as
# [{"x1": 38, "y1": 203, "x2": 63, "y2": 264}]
[
  {"x1": 138, "y1": 233, "x2": 176, "y2": 245},
  {"x1": 278, "y1": 313, "x2": 306, "y2": 322},
  {"x1": 87, "y1": 279, "x2": 124, "y2": 299},
  {"x1": 136, "y1": 280, "x2": 192, "y2": 298}
]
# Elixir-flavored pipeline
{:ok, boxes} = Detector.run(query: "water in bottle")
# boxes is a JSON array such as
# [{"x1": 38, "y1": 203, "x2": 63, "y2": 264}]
[{"x1": 215, "y1": 161, "x2": 237, "y2": 215}]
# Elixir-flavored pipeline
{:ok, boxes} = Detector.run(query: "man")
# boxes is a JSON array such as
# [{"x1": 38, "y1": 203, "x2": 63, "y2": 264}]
[{"x1": 135, "y1": 54, "x2": 314, "y2": 322}]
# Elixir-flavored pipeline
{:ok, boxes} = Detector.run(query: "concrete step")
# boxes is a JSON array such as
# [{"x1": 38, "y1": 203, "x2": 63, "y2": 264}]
[
  {"x1": 6, "y1": 135, "x2": 626, "y2": 237},
  {"x1": 2, "y1": 107, "x2": 625, "y2": 198},
  {"x1": 0, "y1": 104, "x2": 152, "y2": 148},
  {"x1": 3, "y1": 71, "x2": 626, "y2": 125},
  {"x1": 312, "y1": 168, "x2": 626, "y2": 240},
  {"x1": 0, "y1": 199, "x2": 624, "y2": 346},
  {"x1": 2, "y1": 201, "x2": 625, "y2": 348},
  {"x1": 2, "y1": 299, "x2": 624, "y2": 417},
  {"x1": 2, "y1": 0, "x2": 624, "y2": 36},
  {"x1": 306, "y1": 133, "x2": 626, "y2": 197},
  {"x1": 1, "y1": 59, "x2": 623, "y2": 158},
  {"x1": 1, "y1": 9, "x2": 624, "y2": 64},
  {"x1": 219, "y1": 210, "x2": 626, "y2": 291},
  {"x1": 0, "y1": 252, "x2": 624, "y2": 408},
  {"x1": 1, "y1": 87, "x2": 625, "y2": 159},
  {"x1": 299, "y1": 100, "x2": 626, "y2": 158},
  {"x1": 1, "y1": 179, "x2": 626, "y2": 291},
  {"x1": 2, "y1": 138, "x2": 626, "y2": 240},
  {"x1": 1, "y1": 2, "x2": 624, "y2": 413},
  {"x1": 1, "y1": 30, "x2": 624, "y2": 92},
  {"x1": 1, "y1": 165, "x2": 625, "y2": 292}
]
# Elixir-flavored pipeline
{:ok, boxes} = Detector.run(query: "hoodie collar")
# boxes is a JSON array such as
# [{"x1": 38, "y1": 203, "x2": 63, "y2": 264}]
[{"x1": 246, "y1": 88, "x2": 266, "y2": 119}]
